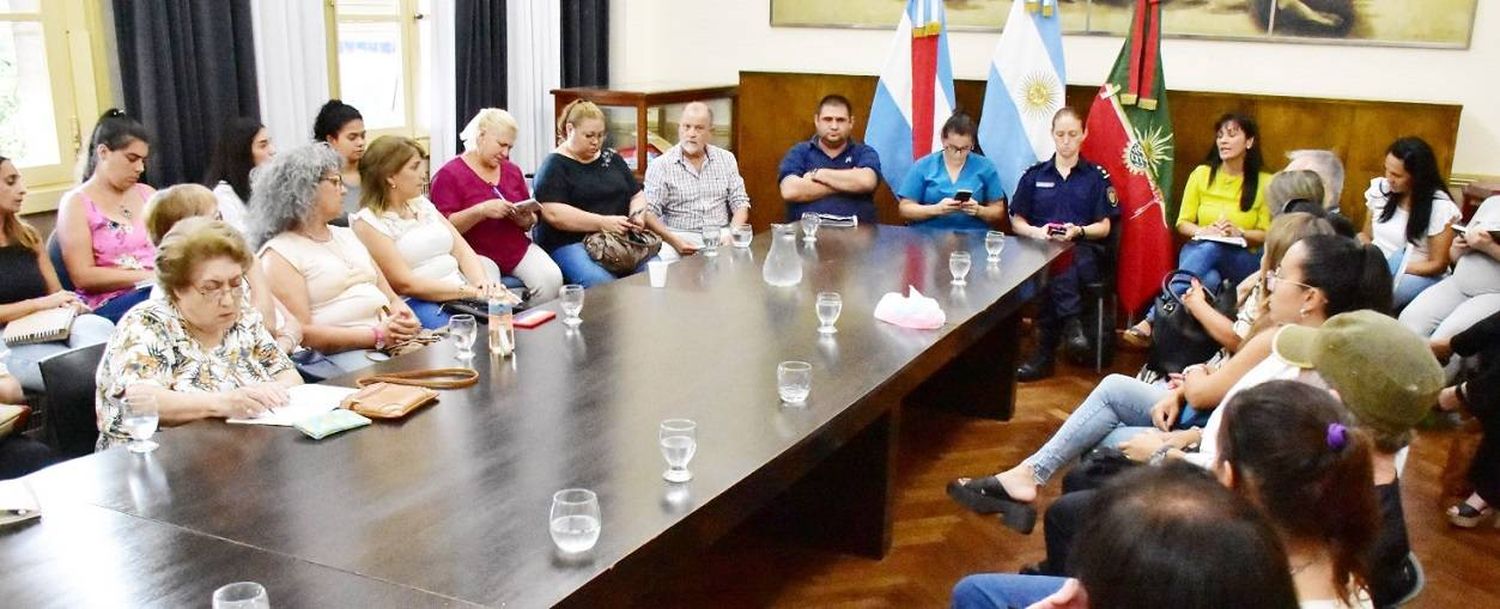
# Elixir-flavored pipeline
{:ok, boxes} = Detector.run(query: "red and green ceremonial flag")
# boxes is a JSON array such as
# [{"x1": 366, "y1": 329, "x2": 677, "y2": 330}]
[{"x1": 1080, "y1": 0, "x2": 1175, "y2": 314}]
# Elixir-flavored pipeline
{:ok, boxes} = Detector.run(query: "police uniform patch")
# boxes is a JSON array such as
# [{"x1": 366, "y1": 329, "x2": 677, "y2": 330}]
[{"x1": 1107, "y1": 186, "x2": 1119, "y2": 207}]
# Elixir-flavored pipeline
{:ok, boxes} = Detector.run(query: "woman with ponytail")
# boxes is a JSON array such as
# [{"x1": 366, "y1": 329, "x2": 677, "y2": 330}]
[
  {"x1": 55, "y1": 109, "x2": 158, "y2": 322},
  {"x1": 1215, "y1": 380, "x2": 1379, "y2": 608}
]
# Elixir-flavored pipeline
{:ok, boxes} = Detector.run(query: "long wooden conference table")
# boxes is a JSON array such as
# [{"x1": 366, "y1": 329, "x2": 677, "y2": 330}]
[{"x1": 0, "y1": 225, "x2": 1065, "y2": 608}]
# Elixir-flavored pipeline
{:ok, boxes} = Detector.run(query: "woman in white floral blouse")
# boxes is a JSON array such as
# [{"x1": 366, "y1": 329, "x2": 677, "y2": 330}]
[{"x1": 95, "y1": 217, "x2": 301, "y2": 450}]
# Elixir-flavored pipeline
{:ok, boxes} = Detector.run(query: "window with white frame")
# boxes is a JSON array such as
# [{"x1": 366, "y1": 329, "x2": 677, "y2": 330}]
[
  {"x1": 0, "y1": 0, "x2": 81, "y2": 192},
  {"x1": 328, "y1": 0, "x2": 430, "y2": 139}
]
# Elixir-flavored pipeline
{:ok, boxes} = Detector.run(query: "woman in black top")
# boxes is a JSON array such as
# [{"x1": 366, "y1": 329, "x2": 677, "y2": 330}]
[
  {"x1": 0, "y1": 156, "x2": 116, "y2": 393},
  {"x1": 533, "y1": 100, "x2": 690, "y2": 287}
]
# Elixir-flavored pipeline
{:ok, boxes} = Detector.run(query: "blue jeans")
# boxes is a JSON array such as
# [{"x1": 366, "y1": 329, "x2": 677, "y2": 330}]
[
  {"x1": 549, "y1": 242, "x2": 648, "y2": 288},
  {"x1": 1388, "y1": 249, "x2": 1442, "y2": 312},
  {"x1": 92, "y1": 286, "x2": 152, "y2": 323},
  {"x1": 2, "y1": 313, "x2": 115, "y2": 392},
  {"x1": 951, "y1": 574, "x2": 1069, "y2": 609},
  {"x1": 1024, "y1": 374, "x2": 1166, "y2": 484},
  {"x1": 404, "y1": 298, "x2": 450, "y2": 330},
  {"x1": 1173, "y1": 240, "x2": 1260, "y2": 294}
]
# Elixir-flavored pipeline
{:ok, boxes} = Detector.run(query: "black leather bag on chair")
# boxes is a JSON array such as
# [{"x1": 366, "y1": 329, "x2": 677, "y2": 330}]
[{"x1": 1145, "y1": 269, "x2": 1237, "y2": 375}]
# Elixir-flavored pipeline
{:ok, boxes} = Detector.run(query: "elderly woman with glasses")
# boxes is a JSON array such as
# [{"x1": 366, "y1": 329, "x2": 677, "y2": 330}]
[
  {"x1": 895, "y1": 111, "x2": 1007, "y2": 230},
  {"x1": 251, "y1": 144, "x2": 421, "y2": 372},
  {"x1": 94, "y1": 217, "x2": 301, "y2": 450}
]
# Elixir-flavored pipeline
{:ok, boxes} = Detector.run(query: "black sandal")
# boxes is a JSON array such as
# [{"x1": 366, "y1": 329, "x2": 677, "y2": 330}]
[{"x1": 945, "y1": 476, "x2": 1038, "y2": 534}]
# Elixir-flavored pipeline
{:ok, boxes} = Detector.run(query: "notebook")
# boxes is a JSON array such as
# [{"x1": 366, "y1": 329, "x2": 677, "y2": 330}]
[{"x1": 2, "y1": 307, "x2": 77, "y2": 347}]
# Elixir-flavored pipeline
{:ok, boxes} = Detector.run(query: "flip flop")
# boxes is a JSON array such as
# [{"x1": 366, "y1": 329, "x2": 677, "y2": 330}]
[{"x1": 945, "y1": 476, "x2": 1038, "y2": 534}]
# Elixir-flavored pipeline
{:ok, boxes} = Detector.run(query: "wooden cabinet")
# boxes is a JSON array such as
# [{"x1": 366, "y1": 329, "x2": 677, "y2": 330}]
[{"x1": 552, "y1": 83, "x2": 738, "y2": 178}]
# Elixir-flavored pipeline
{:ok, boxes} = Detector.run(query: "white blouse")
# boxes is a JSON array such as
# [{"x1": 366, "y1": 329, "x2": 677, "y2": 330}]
[
  {"x1": 260, "y1": 227, "x2": 388, "y2": 329},
  {"x1": 352, "y1": 197, "x2": 466, "y2": 289},
  {"x1": 1363, "y1": 177, "x2": 1459, "y2": 264},
  {"x1": 212, "y1": 181, "x2": 249, "y2": 234}
]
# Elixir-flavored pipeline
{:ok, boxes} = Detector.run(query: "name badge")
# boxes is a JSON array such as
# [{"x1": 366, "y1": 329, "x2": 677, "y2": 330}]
[{"x1": 1036, "y1": 181, "x2": 1056, "y2": 188}]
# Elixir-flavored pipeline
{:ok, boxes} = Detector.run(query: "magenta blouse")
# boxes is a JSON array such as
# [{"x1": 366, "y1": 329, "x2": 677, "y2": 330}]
[
  {"x1": 77, "y1": 185, "x2": 157, "y2": 308},
  {"x1": 430, "y1": 157, "x2": 533, "y2": 272}
]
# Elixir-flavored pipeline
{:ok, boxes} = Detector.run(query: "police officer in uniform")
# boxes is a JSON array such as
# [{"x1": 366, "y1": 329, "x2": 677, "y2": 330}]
[{"x1": 1011, "y1": 107, "x2": 1119, "y2": 381}]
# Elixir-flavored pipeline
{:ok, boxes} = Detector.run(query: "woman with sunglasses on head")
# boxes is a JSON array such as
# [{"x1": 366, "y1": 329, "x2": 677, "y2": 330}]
[
  {"x1": 94, "y1": 218, "x2": 301, "y2": 450},
  {"x1": 948, "y1": 234, "x2": 1390, "y2": 534}
]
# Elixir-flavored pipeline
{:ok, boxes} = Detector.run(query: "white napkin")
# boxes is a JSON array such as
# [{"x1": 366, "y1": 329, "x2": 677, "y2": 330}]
[{"x1": 874, "y1": 286, "x2": 946, "y2": 330}]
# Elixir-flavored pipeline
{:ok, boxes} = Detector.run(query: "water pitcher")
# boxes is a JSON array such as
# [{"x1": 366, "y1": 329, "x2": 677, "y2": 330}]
[{"x1": 762, "y1": 223, "x2": 803, "y2": 286}]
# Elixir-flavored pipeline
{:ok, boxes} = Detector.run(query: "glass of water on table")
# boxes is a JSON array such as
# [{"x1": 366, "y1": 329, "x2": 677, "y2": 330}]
[
  {"x1": 659, "y1": 419, "x2": 697, "y2": 483},
  {"x1": 550, "y1": 488, "x2": 602, "y2": 553},
  {"x1": 121, "y1": 393, "x2": 160, "y2": 454}
]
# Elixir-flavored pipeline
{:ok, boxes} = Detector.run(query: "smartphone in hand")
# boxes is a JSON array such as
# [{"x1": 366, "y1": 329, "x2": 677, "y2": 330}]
[{"x1": 954, "y1": 189, "x2": 973, "y2": 203}]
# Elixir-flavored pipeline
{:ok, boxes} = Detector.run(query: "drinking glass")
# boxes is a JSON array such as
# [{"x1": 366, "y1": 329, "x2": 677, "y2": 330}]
[
  {"x1": 815, "y1": 292, "x2": 842, "y2": 335},
  {"x1": 700, "y1": 226, "x2": 721, "y2": 257},
  {"x1": 121, "y1": 393, "x2": 159, "y2": 454},
  {"x1": 549, "y1": 489, "x2": 602, "y2": 553},
  {"x1": 647, "y1": 260, "x2": 668, "y2": 288},
  {"x1": 560, "y1": 284, "x2": 585, "y2": 326},
  {"x1": 777, "y1": 361, "x2": 812, "y2": 404},
  {"x1": 950, "y1": 251, "x2": 972, "y2": 286},
  {"x1": 449, "y1": 314, "x2": 477, "y2": 359},
  {"x1": 800, "y1": 212, "x2": 821, "y2": 242},
  {"x1": 984, "y1": 230, "x2": 1006, "y2": 263},
  {"x1": 659, "y1": 419, "x2": 698, "y2": 483},
  {"x1": 212, "y1": 582, "x2": 269, "y2": 609},
  {"x1": 731, "y1": 225, "x2": 753, "y2": 248}
]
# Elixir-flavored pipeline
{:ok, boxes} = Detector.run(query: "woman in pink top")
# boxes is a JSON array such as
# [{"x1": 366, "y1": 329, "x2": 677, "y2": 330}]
[
  {"x1": 431, "y1": 108, "x2": 563, "y2": 302},
  {"x1": 56, "y1": 109, "x2": 158, "y2": 322}
]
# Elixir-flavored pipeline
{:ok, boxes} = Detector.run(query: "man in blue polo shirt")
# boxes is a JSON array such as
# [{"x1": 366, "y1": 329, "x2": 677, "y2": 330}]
[
  {"x1": 777, "y1": 94, "x2": 882, "y2": 224},
  {"x1": 1011, "y1": 108, "x2": 1119, "y2": 381}
]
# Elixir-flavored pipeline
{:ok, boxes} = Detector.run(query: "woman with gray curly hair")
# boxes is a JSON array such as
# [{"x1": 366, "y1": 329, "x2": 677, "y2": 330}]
[{"x1": 252, "y1": 143, "x2": 421, "y2": 372}]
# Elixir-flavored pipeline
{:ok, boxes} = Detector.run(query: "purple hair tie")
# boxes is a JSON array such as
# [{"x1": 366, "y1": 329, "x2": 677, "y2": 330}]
[{"x1": 1326, "y1": 423, "x2": 1348, "y2": 451}]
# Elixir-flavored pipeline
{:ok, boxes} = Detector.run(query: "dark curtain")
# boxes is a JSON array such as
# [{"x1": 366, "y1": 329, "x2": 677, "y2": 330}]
[
  {"x1": 455, "y1": 0, "x2": 508, "y2": 155},
  {"x1": 113, "y1": 0, "x2": 259, "y2": 187},
  {"x1": 561, "y1": 0, "x2": 609, "y2": 88}
]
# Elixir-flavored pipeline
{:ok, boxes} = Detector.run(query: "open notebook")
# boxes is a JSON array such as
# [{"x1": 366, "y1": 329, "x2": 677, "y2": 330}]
[{"x1": 2, "y1": 307, "x2": 77, "y2": 347}]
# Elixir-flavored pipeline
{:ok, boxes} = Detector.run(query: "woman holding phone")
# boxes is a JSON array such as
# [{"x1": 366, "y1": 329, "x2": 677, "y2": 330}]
[
  {"x1": 1402, "y1": 194, "x2": 1500, "y2": 342},
  {"x1": 896, "y1": 112, "x2": 1007, "y2": 230}
]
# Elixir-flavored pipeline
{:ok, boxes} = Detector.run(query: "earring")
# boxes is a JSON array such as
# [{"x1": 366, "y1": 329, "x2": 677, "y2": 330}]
[{"x1": 1299, "y1": 307, "x2": 1310, "y2": 319}]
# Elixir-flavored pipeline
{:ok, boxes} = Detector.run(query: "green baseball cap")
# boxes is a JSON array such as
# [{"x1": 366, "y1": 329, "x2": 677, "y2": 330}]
[{"x1": 1273, "y1": 310, "x2": 1444, "y2": 440}]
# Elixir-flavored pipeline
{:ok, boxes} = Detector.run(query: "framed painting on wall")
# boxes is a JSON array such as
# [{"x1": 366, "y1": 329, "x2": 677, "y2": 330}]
[{"x1": 769, "y1": 0, "x2": 1477, "y2": 49}]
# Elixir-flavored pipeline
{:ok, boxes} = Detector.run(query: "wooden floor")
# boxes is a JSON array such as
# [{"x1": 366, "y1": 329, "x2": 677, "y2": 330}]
[{"x1": 635, "y1": 350, "x2": 1500, "y2": 608}]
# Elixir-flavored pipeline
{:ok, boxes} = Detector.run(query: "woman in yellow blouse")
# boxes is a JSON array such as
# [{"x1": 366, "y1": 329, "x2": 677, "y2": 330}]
[{"x1": 1127, "y1": 113, "x2": 1272, "y2": 346}]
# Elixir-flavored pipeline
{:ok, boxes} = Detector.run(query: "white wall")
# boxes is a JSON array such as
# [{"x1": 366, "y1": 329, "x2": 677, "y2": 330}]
[{"x1": 610, "y1": 0, "x2": 1500, "y2": 176}]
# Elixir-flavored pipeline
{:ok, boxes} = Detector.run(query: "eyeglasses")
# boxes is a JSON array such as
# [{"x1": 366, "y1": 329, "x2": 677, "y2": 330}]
[
  {"x1": 1267, "y1": 268, "x2": 1314, "y2": 293},
  {"x1": 193, "y1": 276, "x2": 248, "y2": 302},
  {"x1": 319, "y1": 175, "x2": 345, "y2": 187},
  {"x1": 944, "y1": 144, "x2": 973, "y2": 154}
]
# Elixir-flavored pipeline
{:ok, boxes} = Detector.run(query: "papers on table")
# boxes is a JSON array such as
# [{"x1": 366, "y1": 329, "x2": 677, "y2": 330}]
[
  {"x1": 1192, "y1": 234, "x2": 1247, "y2": 248},
  {"x1": 0, "y1": 479, "x2": 41, "y2": 526},
  {"x1": 227, "y1": 384, "x2": 358, "y2": 426}
]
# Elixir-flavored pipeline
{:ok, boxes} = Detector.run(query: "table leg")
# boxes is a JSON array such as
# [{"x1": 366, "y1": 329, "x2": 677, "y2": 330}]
[{"x1": 904, "y1": 311, "x2": 1022, "y2": 420}]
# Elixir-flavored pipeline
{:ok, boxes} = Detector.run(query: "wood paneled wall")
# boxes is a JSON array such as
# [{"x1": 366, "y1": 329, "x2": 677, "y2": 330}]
[{"x1": 736, "y1": 71, "x2": 1462, "y2": 232}]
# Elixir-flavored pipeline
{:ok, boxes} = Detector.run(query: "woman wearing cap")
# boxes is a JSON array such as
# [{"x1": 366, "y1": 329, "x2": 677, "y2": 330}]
[{"x1": 948, "y1": 234, "x2": 1391, "y2": 533}]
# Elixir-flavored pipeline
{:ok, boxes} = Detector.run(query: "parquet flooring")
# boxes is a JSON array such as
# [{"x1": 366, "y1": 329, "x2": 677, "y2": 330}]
[{"x1": 635, "y1": 351, "x2": 1500, "y2": 608}]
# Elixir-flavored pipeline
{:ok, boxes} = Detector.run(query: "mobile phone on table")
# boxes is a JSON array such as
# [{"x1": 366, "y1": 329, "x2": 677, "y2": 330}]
[
  {"x1": 954, "y1": 189, "x2": 973, "y2": 203},
  {"x1": 514, "y1": 309, "x2": 556, "y2": 329}
]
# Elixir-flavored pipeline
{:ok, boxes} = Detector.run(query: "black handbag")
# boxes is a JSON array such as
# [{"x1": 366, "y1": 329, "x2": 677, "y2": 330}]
[
  {"x1": 290, "y1": 349, "x2": 346, "y2": 383},
  {"x1": 1146, "y1": 269, "x2": 1237, "y2": 375}
]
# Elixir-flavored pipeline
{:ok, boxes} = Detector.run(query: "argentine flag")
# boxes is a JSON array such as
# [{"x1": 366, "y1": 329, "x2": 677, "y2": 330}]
[
  {"x1": 866, "y1": 0, "x2": 956, "y2": 190},
  {"x1": 977, "y1": 0, "x2": 1067, "y2": 196}
]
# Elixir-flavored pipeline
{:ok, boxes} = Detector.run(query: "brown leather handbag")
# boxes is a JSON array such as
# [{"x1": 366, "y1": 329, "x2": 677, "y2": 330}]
[
  {"x1": 583, "y1": 229, "x2": 662, "y2": 275},
  {"x1": 340, "y1": 368, "x2": 479, "y2": 419}
]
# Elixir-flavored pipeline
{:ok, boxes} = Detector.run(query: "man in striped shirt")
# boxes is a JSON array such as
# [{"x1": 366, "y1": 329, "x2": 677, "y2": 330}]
[{"x1": 644, "y1": 102, "x2": 751, "y2": 261}]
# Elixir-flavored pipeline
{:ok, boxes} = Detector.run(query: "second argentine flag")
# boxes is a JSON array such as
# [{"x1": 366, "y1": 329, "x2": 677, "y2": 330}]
[
  {"x1": 866, "y1": 0, "x2": 956, "y2": 191},
  {"x1": 977, "y1": 0, "x2": 1067, "y2": 197}
]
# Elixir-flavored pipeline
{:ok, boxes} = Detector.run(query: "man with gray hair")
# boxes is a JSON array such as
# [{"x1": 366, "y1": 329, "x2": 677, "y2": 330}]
[
  {"x1": 1283, "y1": 149, "x2": 1345, "y2": 210},
  {"x1": 643, "y1": 101, "x2": 751, "y2": 261}
]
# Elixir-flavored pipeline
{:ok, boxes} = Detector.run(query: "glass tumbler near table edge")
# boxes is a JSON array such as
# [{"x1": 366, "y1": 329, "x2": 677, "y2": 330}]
[
  {"x1": 212, "y1": 581, "x2": 269, "y2": 609},
  {"x1": 949, "y1": 251, "x2": 972, "y2": 286},
  {"x1": 777, "y1": 360, "x2": 812, "y2": 404},
  {"x1": 550, "y1": 488, "x2": 602, "y2": 553},
  {"x1": 659, "y1": 419, "x2": 698, "y2": 483}
]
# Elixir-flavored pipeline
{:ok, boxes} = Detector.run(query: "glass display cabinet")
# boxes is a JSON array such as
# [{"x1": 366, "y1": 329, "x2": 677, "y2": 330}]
[{"x1": 552, "y1": 83, "x2": 738, "y2": 177}]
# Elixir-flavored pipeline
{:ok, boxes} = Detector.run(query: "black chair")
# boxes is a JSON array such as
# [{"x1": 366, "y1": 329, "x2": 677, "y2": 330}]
[
  {"x1": 47, "y1": 232, "x2": 75, "y2": 292},
  {"x1": 38, "y1": 343, "x2": 106, "y2": 457},
  {"x1": 1080, "y1": 222, "x2": 1122, "y2": 371}
]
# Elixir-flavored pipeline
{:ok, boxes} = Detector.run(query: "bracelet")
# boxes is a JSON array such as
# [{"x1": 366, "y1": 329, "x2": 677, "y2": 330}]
[
  {"x1": 372, "y1": 326, "x2": 386, "y2": 350},
  {"x1": 1149, "y1": 444, "x2": 1173, "y2": 467},
  {"x1": 1455, "y1": 382, "x2": 1470, "y2": 408}
]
